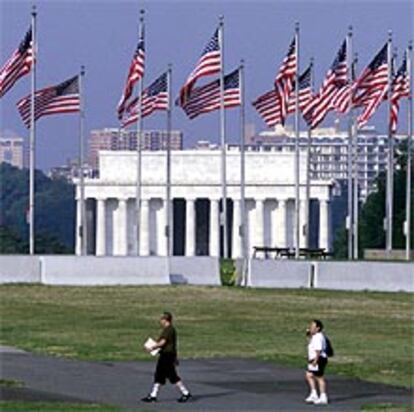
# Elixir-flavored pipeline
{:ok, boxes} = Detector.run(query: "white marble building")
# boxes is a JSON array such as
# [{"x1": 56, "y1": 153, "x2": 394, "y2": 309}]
[{"x1": 75, "y1": 148, "x2": 334, "y2": 257}]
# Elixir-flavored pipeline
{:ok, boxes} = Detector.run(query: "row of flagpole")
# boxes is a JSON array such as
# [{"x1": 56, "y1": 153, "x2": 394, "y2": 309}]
[{"x1": 2, "y1": 8, "x2": 412, "y2": 260}]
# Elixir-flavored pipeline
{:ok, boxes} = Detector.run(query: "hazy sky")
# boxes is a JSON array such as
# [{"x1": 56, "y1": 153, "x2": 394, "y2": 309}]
[{"x1": 0, "y1": 0, "x2": 412, "y2": 171}]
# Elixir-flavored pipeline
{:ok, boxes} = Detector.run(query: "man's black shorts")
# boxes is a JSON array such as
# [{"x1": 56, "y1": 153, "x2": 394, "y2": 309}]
[
  {"x1": 154, "y1": 353, "x2": 180, "y2": 385},
  {"x1": 307, "y1": 357, "x2": 328, "y2": 377}
]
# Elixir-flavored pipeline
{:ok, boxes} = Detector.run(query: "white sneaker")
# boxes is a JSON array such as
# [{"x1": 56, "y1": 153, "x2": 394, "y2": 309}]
[
  {"x1": 305, "y1": 393, "x2": 319, "y2": 403},
  {"x1": 314, "y1": 393, "x2": 328, "y2": 405}
]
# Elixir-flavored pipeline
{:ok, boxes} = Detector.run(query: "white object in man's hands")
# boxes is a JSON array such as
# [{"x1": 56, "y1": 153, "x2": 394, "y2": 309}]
[
  {"x1": 308, "y1": 362, "x2": 319, "y2": 372},
  {"x1": 144, "y1": 338, "x2": 160, "y2": 356}
]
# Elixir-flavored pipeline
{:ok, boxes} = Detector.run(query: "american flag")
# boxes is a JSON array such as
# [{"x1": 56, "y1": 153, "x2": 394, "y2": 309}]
[
  {"x1": 253, "y1": 63, "x2": 313, "y2": 128},
  {"x1": 122, "y1": 71, "x2": 168, "y2": 128},
  {"x1": 390, "y1": 52, "x2": 410, "y2": 133},
  {"x1": 274, "y1": 37, "x2": 297, "y2": 124},
  {"x1": 179, "y1": 29, "x2": 221, "y2": 106},
  {"x1": 179, "y1": 68, "x2": 240, "y2": 119},
  {"x1": 354, "y1": 43, "x2": 388, "y2": 128},
  {"x1": 17, "y1": 75, "x2": 80, "y2": 128},
  {"x1": 117, "y1": 37, "x2": 145, "y2": 120},
  {"x1": 0, "y1": 27, "x2": 33, "y2": 98},
  {"x1": 305, "y1": 40, "x2": 347, "y2": 129}
]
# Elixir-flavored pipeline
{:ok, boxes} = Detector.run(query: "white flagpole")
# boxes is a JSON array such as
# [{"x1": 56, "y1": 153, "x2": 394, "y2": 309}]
[
  {"x1": 135, "y1": 9, "x2": 145, "y2": 256},
  {"x1": 406, "y1": 41, "x2": 413, "y2": 260},
  {"x1": 29, "y1": 5, "x2": 37, "y2": 255},
  {"x1": 239, "y1": 60, "x2": 247, "y2": 285},
  {"x1": 218, "y1": 15, "x2": 228, "y2": 258},
  {"x1": 166, "y1": 64, "x2": 172, "y2": 257},
  {"x1": 346, "y1": 26, "x2": 354, "y2": 260},
  {"x1": 386, "y1": 30, "x2": 393, "y2": 254},
  {"x1": 294, "y1": 22, "x2": 300, "y2": 259},
  {"x1": 353, "y1": 51, "x2": 359, "y2": 260},
  {"x1": 305, "y1": 58, "x2": 314, "y2": 249},
  {"x1": 79, "y1": 66, "x2": 86, "y2": 255}
]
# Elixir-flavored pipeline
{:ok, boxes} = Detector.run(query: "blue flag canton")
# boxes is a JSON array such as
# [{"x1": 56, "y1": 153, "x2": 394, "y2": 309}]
[
  {"x1": 286, "y1": 37, "x2": 296, "y2": 57},
  {"x1": 224, "y1": 69, "x2": 239, "y2": 90},
  {"x1": 368, "y1": 44, "x2": 388, "y2": 71},
  {"x1": 331, "y1": 40, "x2": 347, "y2": 72},
  {"x1": 395, "y1": 52, "x2": 407, "y2": 79},
  {"x1": 299, "y1": 65, "x2": 311, "y2": 89},
  {"x1": 147, "y1": 72, "x2": 167, "y2": 96},
  {"x1": 135, "y1": 39, "x2": 145, "y2": 55},
  {"x1": 19, "y1": 27, "x2": 32, "y2": 54},
  {"x1": 56, "y1": 76, "x2": 79, "y2": 96},
  {"x1": 201, "y1": 29, "x2": 220, "y2": 56}
]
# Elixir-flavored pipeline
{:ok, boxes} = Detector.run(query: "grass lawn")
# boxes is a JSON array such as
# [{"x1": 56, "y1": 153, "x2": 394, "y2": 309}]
[{"x1": 0, "y1": 285, "x2": 413, "y2": 388}]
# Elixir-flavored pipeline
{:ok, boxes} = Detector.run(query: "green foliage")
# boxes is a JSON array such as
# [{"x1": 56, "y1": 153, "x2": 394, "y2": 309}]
[
  {"x1": 220, "y1": 259, "x2": 236, "y2": 286},
  {"x1": 0, "y1": 163, "x2": 75, "y2": 253},
  {"x1": 1, "y1": 285, "x2": 412, "y2": 388},
  {"x1": 0, "y1": 401, "x2": 127, "y2": 412},
  {"x1": 334, "y1": 141, "x2": 414, "y2": 257}
]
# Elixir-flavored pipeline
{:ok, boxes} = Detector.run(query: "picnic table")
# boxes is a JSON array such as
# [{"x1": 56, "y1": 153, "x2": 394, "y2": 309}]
[{"x1": 252, "y1": 246, "x2": 332, "y2": 260}]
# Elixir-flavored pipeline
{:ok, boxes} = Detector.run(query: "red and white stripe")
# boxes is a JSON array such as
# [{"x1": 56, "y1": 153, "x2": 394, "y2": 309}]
[
  {"x1": 122, "y1": 92, "x2": 168, "y2": 128},
  {"x1": 0, "y1": 28, "x2": 33, "y2": 98},
  {"x1": 17, "y1": 86, "x2": 79, "y2": 128}
]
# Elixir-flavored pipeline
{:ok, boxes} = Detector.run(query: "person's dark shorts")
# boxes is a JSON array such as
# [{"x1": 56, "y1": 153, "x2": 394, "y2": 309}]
[
  {"x1": 307, "y1": 356, "x2": 328, "y2": 377},
  {"x1": 154, "y1": 353, "x2": 180, "y2": 385}
]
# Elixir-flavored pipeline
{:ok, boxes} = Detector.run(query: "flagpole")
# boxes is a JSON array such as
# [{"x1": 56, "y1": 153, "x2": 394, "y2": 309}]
[
  {"x1": 406, "y1": 41, "x2": 413, "y2": 260},
  {"x1": 346, "y1": 25, "x2": 354, "y2": 260},
  {"x1": 166, "y1": 64, "x2": 172, "y2": 257},
  {"x1": 135, "y1": 9, "x2": 144, "y2": 256},
  {"x1": 79, "y1": 65, "x2": 86, "y2": 256},
  {"x1": 305, "y1": 58, "x2": 314, "y2": 249},
  {"x1": 353, "y1": 51, "x2": 359, "y2": 260},
  {"x1": 294, "y1": 22, "x2": 300, "y2": 259},
  {"x1": 386, "y1": 30, "x2": 393, "y2": 255},
  {"x1": 239, "y1": 59, "x2": 247, "y2": 285},
  {"x1": 218, "y1": 15, "x2": 228, "y2": 259},
  {"x1": 29, "y1": 5, "x2": 36, "y2": 255}
]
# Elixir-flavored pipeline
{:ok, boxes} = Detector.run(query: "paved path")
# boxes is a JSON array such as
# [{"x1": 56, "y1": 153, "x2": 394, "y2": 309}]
[{"x1": 0, "y1": 347, "x2": 412, "y2": 411}]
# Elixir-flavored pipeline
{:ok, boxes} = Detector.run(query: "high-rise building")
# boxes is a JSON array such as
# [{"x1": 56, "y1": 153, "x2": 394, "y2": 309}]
[
  {"x1": 88, "y1": 128, "x2": 183, "y2": 171},
  {"x1": 250, "y1": 124, "x2": 405, "y2": 202},
  {"x1": 0, "y1": 135, "x2": 25, "y2": 169}
]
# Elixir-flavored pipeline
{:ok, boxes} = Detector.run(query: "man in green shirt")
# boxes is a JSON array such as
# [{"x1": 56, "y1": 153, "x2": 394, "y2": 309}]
[{"x1": 141, "y1": 312, "x2": 192, "y2": 403}]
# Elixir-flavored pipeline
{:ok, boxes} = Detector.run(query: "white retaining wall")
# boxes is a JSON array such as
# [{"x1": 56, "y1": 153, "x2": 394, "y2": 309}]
[
  {"x1": 314, "y1": 261, "x2": 414, "y2": 292},
  {"x1": 39, "y1": 256, "x2": 170, "y2": 286},
  {"x1": 248, "y1": 259, "x2": 311, "y2": 288},
  {"x1": 169, "y1": 257, "x2": 220, "y2": 285},
  {"x1": 0, "y1": 256, "x2": 41, "y2": 283}
]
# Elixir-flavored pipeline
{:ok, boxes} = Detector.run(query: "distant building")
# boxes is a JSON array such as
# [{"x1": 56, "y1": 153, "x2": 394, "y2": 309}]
[
  {"x1": 0, "y1": 135, "x2": 25, "y2": 169},
  {"x1": 193, "y1": 140, "x2": 219, "y2": 150},
  {"x1": 48, "y1": 158, "x2": 94, "y2": 182},
  {"x1": 88, "y1": 128, "x2": 183, "y2": 171},
  {"x1": 249, "y1": 123, "x2": 405, "y2": 202}
]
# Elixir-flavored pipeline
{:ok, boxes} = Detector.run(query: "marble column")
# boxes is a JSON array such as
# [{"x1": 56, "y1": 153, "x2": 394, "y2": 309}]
[
  {"x1": 278, "y1": 199, "x2": 287, "y2": 247},
  {"x1": 209, "y1": 199, "x2": 220, "y2": 257},
  {"x1": 232, "y1": 199, "x2": 242, "y2": 258},
  {"x1": 255, "y1": 199, "x2": 265, "y2": 247},
  {"x1": 300, "y1": 200, "x2": 307, "y2": 248},
  {"x1": 319, "y1": 199, "x2": 330, "y2": 251},
  {"x1": 185, "y1": 198, "x2": 196, "y2": 256},
  {"x1": 96, "y1": 198, "x2": 106, "y2": 256},
  {"x1": 158, "y1": 200, "x2": 167, "y2": 256},
  {"x1": 75, "y1": 198, "x2": 82, "y2": 256},
  {"x1": 140, "y1": 199, "x2": 150, "y2": 256}
]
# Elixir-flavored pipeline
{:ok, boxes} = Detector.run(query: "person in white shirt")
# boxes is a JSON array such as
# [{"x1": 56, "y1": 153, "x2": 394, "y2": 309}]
[{"x1": 305, "y1": 319, "x2": 329, "y2": 405}]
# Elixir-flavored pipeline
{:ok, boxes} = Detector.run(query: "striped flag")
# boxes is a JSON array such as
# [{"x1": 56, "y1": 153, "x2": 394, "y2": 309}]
[
  {"x1": 306, "y1": 40, "x2": 347, "y2": 129},
  {"x1": 16, "y1": 75, "x2": 80, "y2": 127},
  {"x1": 390, "y1": 52, "x2": 410, "y2": 133},
  {"x1": 117, "y1": 37, "x2": 145, "y2": 120},
  {"x1": 179, "y1": 29, "x2": 221, "y2": 106},
  {"x1": 122, "y1": 71, "x2": 168, "y2": 128},
  {"x1": 274, "y1": 37, "x2": 297, "y2": 124},
  {"x1": 354, "y1": 43, "x2": 388, "y2": 128},
  {"x1": 0, "y1": 27, "x2": 33, "y2": 98},
  {"x1": 179, "y1": 68, "x2": 240, "y2": 119},
  {"x1": 252, "y1": 63, "x2": 313, "y2": 128}
]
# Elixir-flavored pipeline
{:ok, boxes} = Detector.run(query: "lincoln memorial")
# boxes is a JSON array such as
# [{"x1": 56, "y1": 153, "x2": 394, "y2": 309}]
[{"x1": 75, "y1": 147, "x2": 334, "y2": 257}]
